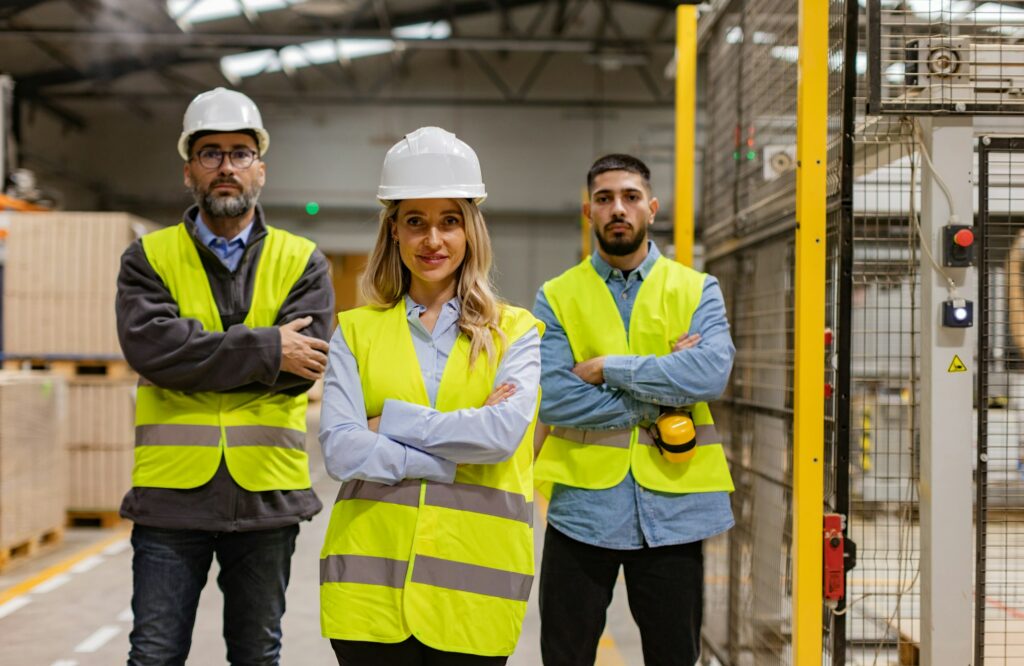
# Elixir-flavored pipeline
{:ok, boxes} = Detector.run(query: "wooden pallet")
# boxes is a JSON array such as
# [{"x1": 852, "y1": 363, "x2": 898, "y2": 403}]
[
  {"x1": 66, "y1": 510, "x2": 126, "y2": 529},
  {"x1": 0, "y1": 527, "x2": 64, "y2": 571},
  {"x1": 2, "y1": 358, "x2": 134, "y2": 380}
]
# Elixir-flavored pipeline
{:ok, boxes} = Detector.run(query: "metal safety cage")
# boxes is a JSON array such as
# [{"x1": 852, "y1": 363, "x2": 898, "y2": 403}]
[
  {"x1": 976, "y1": 135, "x2": 1024, "y2": 665},
  {"x1": 866, "y1": 0, "x2": 1024, "y2": 115},
  {"x1": 697, "y1": 0, "x2": 851, "y2": 659},
  {"x1": 824, "y1": 0, "x2": 860, "y2": 659},
  {"x1": 835, "y1": 117, "x2": 924, "y2": 666}
]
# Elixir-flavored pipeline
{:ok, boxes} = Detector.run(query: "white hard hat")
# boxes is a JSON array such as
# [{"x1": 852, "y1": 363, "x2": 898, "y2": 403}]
[
  {"x1": 177, "y1": 87, "x2": 270, "y2": 161},
  {"x1": 377, "y1": 127, "x2": 486, "y2": 203}
]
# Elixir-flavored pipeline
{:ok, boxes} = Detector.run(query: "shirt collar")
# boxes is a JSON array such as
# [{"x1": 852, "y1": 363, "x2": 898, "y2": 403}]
[
  {"x1": 194, "y1": 212, "x2": 254, "y2": 250},
  {"x1": 590, "y1": 240, "x2": 661, "y2": 282},
  {"x1": 404, "y1": 294, "x2": 462, "y2": 318}
]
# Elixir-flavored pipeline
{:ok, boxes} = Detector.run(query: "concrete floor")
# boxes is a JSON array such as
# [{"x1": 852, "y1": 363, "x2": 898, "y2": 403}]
[{"x1": 0, "y1": 408, "x2": 645, "y2": 665}]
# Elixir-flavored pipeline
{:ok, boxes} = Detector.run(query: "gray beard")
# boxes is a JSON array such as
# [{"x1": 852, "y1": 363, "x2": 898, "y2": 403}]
[{"x1": 191, "y1": 183, "x2": 261, "y2": 220}]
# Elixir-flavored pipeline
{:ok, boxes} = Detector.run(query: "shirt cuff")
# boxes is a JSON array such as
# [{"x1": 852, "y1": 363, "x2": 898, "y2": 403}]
[
  {"x1": 404, "y1": 447, "x2": 457, "y2": 483},
  {"x1": 379, "y1": 399, "x2": 430, "y2": 448},
  {"x1": 602, "y1": 355, "x2": 636, "y2": 390},
  {"x1": 638, "y1": 400, "x2": 661, "y2": 425}
]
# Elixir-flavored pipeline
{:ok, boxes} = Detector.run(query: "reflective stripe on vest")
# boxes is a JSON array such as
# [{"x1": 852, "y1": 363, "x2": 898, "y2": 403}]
[
  {"x1": 133, "y1": 223, "x2": 316, "y2": 491},
  {"x1": 549, "y1": 422, "x2": 720, "y2": 450},
  {"x1": 320, "y1": 301, "x2": 543, "y2": 657},
  {"x1": 535, "y1": 256, "x2": 735, "y2": 494}
]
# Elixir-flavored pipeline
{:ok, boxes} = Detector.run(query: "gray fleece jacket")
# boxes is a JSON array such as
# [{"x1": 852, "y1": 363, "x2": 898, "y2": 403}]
[{"x1": 116, "y1": 205, "x2": 333, "y2": 531}]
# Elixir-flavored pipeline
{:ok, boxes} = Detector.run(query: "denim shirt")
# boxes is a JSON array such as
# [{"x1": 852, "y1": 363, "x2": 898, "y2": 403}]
[
  {"x1": 533, "y1": 242, "x2": 736, "y2": 549},
  {"x1": 194, "y1": 213, "x2": 253, "y2": 272},
  {"x1": 320, "y1": 296, "x2": 541, "y2": 485}
]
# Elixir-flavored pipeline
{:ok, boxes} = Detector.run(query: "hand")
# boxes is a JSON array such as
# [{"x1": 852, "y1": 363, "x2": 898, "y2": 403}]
[
  {"x1": 672, "y1": 333, "x2": 701, "y2": 352},
  {"x1": 366, "y1": 416, "x2": 381, "y2": 433},
  {"x1": 484, "y1": 382, "x2": 517, "y2": 406},
  {"x1": 572, "y1": 356, "x2": 606, "y2": 385},
  {"x1": 279, "y1": 316, "x2": 330, "y2": 381}
]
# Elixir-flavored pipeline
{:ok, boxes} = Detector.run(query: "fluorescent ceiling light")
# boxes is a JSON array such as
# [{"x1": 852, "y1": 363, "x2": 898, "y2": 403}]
[
  {"x1": 168, "y1": 0, "x2": 306, "y2": 28},
  {"x1": 220, "y1": 21, "x2": 450, "y2": 83},
  {"x1": 905, "y1": 0, "x2": 979, "y2": 18},
  {"x1": 723, "y1": 29, "x2": 778, "y2": 45},
  {"x1": 969, "y1": 2, "x2": 1024, "y2": 22},
  {"x1": 393, "y1": 21, "x2": 452, "y2": 40},
  {"x1": 770, "y1": 46, "x2": 799, "y2": 63},
  {"x1": 827, "y1": 51, "x2": 868, "y2": 75}
]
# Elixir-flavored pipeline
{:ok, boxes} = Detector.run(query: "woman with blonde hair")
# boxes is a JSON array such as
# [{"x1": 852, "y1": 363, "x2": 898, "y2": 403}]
[{"x1": 318, "y1": 127, "x2": 543, "y2": 665}]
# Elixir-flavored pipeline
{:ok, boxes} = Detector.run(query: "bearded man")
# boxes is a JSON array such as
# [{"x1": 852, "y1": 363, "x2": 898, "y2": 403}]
[
  {"x1": 532, "y1": 154, "x2": 736, "y2": 666},
  {"x1": 115, "y1": 87, "x2": 333, "y2": 666}
]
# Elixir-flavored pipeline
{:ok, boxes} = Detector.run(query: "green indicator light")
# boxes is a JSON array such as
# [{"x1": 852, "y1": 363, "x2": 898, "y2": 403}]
[
  {"x1": 733, "y1": 151, "x2": 740, "y2": 161},
  {"x1": 305, "y1": 201, "x2": 320, "y2": 215},
  {"x1": 746, "y1": 150, "x2": 756, "y2": 160}
]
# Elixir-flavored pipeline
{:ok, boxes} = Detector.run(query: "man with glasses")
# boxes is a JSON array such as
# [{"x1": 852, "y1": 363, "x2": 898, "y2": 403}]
[{"x1": 115, "y1": 87, "x2": 333, "y2": 665}]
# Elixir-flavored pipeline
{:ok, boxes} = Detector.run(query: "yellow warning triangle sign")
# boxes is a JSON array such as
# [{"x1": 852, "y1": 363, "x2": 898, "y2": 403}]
[{"x1": 948, "y1": 355, "x2": 968, "y2": 373}]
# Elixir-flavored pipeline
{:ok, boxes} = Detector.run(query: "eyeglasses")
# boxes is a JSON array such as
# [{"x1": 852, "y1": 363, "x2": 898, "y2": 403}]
[{"x1": 192, "y1": 147, "x2": 259, "y2": 170}]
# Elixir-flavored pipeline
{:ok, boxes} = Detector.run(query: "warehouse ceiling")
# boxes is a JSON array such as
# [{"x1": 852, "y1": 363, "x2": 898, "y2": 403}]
[{"x1": 0, "y1": 0, "x2": 680, "y2": 130}]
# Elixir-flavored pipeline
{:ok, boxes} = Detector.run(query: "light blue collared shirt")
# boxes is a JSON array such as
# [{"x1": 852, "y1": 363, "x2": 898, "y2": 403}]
[
  {"x1": 194, "y1": 213, "x2": 253, "y2": 272},
  {"x1": 319, "y1": 295, "x2": 541, "y2": 485},
  {"x1": 534, "y1": 242, "x2": 736, "y2": 549}
]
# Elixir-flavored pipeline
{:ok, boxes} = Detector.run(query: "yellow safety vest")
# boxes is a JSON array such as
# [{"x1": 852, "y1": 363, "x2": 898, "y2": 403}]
[
  {"x1": 320, "y1": 300, "x2": 542, "y2": 657},
  {"x1": 535, "y1": 255, "x2": 734, "y2": 494},
  {"x1": 132, "y1": 222, "x2": 316, "y2": 491}
]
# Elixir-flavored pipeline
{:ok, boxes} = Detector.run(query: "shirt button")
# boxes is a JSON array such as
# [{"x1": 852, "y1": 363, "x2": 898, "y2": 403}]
[{"x1": 621, "y1": 291, "x2": 628, "y2": 299}]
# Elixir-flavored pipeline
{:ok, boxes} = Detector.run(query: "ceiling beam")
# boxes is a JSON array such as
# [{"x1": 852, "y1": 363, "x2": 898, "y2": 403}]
[
  {"x1": 8, "y1": 0, "x2": 676, "y2": 92},
  {"x1": 44, "y1": 89, "x2": 674, "y2": 110},
  {"x1": 0, "y1": 0, "x2": 54, "y2": 21},
  {"x1": 0, "y1": 29, "x2": 673, "y2": 52},
  {"x1": 17, "y1": 51, "x2": 208, "y2": 91}
]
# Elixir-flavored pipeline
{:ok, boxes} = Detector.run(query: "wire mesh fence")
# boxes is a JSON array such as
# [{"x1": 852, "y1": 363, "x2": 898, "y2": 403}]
[
  {"x1": 840, "y1": 117, "x2": 922, "y2": 666},
  {"x1": 701, "y1": 0, "x2": 1024, "y2": 662},
  {"x1": 977, "y1": 136, "x2": 1024, "y2": 665},
  {"x1": 699, "y1": 0, "x2": 849, "y2": 661},
  {"x1": 867, "y1": 0, "x2": 1024, "y2": 115}
]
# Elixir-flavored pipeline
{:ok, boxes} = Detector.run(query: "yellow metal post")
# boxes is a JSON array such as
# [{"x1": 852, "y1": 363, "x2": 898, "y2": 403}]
[
  {"x1": 673, "y1": 4, "x2": 696, "y2": 266},
  {"x1": 794, "y1": 0, "x2": 828, "y2": 660},
  {"x1": 581, "y1": 186, "x2": 592, "y2": 260}
]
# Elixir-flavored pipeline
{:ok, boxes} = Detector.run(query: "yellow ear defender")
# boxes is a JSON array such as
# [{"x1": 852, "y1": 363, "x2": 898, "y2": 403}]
[{"x1": 649, "y1": 410, "x2": 698, "y2": 463}]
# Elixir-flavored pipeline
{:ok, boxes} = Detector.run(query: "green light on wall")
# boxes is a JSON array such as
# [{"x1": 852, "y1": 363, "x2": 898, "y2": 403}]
[
  {"x1": 733, "y1": 151, "x2": 740, "y2": 161},
  {"x1": 746, "y1": 150, "x2": 756, "y2": 161},
  {"x1": 305, "y1": 201, "x2": 320, "y2": 216}
]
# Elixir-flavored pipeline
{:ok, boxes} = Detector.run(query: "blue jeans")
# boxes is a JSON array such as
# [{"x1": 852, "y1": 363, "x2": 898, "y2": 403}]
[{"x1": 127, "y1": 524, "x2": 299, "y2": 666}]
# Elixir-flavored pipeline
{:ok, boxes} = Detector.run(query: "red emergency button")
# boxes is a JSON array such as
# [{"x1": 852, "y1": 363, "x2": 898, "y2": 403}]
[{"x1": 954, "y1": 228, "x2": 974, "y2": 247}]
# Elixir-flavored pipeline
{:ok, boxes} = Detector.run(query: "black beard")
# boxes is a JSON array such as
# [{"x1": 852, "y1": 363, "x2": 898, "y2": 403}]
[
  {"x1": 595, "y1": 223, "x2": 647, "y2": 256},
  {"x1": 190, "y1": 181, "x2": 261, "y2": 220}
]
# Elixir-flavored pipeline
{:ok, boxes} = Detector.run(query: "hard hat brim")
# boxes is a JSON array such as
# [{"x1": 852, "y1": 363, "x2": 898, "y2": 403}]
[
  {"x1": 377, "y1": 186, "x2": 486, "y2": 205},
  {"x1": 178, "y1": 127, "x2": 270, "y2": 161}
]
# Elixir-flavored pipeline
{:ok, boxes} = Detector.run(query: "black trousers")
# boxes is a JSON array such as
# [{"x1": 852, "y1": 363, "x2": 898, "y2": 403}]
[
  {"x1": 331, "y1": 637, "x2": 508, "y2": 666},
  {"x1": 539, "y1": 524, "x2": 703, "y2": 666}
]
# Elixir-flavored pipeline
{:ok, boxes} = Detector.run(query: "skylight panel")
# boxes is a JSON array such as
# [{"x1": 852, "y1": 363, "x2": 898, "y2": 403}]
[
  {"x1": 168, "y1": 0, "x2": 305, "y2": 28},
  {"x1": 218, "y1": 20, "x2": 451, "y2": 82}
]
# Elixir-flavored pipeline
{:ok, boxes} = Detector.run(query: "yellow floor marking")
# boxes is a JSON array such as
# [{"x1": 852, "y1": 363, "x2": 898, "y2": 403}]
[
  {"x1": 596, "y1": 632, "x2": 628, "y2": 666},
  {"x1": 0, "y1": 529, "x2": 130, "y2": 606}
]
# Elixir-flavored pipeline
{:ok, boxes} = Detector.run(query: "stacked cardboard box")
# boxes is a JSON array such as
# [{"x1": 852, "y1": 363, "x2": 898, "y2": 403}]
[
  {"x1": 66, "y1": 378, "x2": 136, "y2": 511},
  {"x1": 0, "y1": 372, "x2": 66, "y2": 552},
  {"x1": 2, "y1": 211, "x2": 157, "y2": 357}
]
